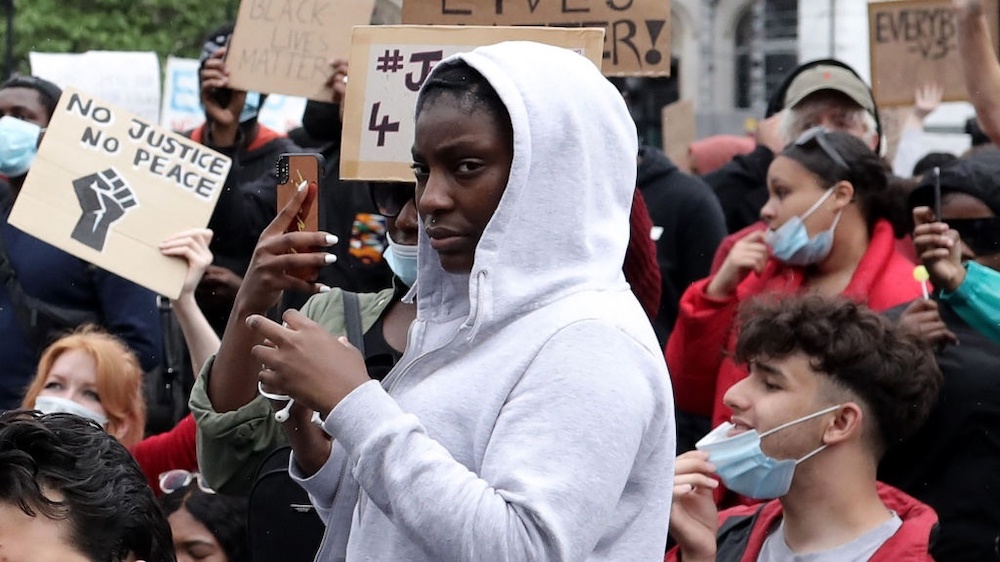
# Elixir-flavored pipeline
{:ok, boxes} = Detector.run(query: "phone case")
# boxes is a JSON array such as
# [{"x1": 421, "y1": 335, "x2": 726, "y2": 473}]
[{"x1": 276, "y1": 153, "x2": 325, "y2": 233}]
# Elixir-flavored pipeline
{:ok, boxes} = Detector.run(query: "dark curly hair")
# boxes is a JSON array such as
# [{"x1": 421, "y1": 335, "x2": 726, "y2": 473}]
[
  {"x1": 782, "y1": 130, "x2": 911, "y2": 237},
  {"x1": 734, "y1": 295, "x2": 942, "y2": 457},
  {"x1": 0, "y1": 410, "x2": 174, "y2": 562},
  {"x1": 161, "y1": 483, "x2": 250, "y2": 562}
]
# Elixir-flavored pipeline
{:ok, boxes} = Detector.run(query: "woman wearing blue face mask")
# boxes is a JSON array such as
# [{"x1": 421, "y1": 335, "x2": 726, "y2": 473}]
[{"x1": 667, "y1": 128, "x2": 923, "y2": 466}]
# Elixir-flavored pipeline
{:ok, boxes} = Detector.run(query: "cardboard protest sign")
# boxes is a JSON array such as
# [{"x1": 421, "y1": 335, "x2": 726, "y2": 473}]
[
  {"x1": 8, "y1": 88, "x2": 231, "y2": 299},
  {"x1": 868, "y1": 0, "x2": 999, "y2": 107},
  {"x1": 30, "y1": 51, "x2": 161, "y2": 123},
  {"x1": 661, "y1": 99, "x2": 695, "y2": 173},
  {"x1": 160, "y1": 56, "x2": 307, "y2": 134},
  {"x1": 402, "y1": 0, "x2": 669, "y2": 76},
  {"x1": 340, "y1": 25, "x2": 605, "y2": 181},
  {"x1": 225, "y1": 0, "x2": 377, "y2": 101},
  {"x1": 160, "y1": 57, "x2": 205, "y2": 133}
]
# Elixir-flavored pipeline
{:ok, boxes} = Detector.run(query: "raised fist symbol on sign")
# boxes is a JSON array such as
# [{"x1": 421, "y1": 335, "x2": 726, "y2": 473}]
[{"x1": 71, "y1": 168, "x2": 138, "y2": 251}]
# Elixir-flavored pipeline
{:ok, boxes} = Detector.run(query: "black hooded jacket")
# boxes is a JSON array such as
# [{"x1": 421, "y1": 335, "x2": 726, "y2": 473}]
[
  {"x1": 881, "y1": 148, "x2": 1000, "y2": 560},
  {"x1": 637, "y1": 145, "x2": 727, "y2": 346}
]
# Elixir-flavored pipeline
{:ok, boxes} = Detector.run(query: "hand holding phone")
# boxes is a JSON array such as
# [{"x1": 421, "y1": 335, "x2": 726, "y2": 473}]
[{"x1": 276, "y1": 153, "x2": 326, "y2": 280}]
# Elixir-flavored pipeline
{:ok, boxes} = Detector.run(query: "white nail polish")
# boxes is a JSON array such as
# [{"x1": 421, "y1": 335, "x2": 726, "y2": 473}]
[
  {"x1": 297, "y1": 180, "x2": 308, "y2": 192},
  {"x1": 324, "y1": 253, "x2": 337, "y2": 264},
  {"x1": 318, "y1": 284, "x2": 332, "y2": 293},
  {"x1": 325, "y1": 234, "x2": 338, "y2": 245}
]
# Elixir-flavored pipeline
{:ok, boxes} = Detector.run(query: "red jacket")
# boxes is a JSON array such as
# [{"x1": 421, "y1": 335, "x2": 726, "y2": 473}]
[
  {"x1": 666, "y1": 220, "x2": 923, "y2": 424},
  {"x1": 130, "y1": 413, "x2": 198, "y2": 495},
  {"x1": 665, "y1": 483, "x2": 938, "y2": 561}
]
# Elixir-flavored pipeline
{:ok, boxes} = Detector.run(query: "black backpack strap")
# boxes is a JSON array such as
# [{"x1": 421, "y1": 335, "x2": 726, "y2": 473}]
[{"x1": 342, "y1": 291, "x2": 365, "y2": 355}]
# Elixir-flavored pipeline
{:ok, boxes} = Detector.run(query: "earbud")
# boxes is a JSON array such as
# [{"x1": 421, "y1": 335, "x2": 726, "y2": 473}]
[
  {"x1": 274, "y1": 401, "x2": 293, "y2": 423},
  {"x1": 257, "y1": 381, "x2": 294, "y2": 424}
]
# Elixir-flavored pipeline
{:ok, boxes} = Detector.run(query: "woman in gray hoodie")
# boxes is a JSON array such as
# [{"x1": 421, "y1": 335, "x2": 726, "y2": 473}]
[{"x1": 248, "y1": 40, "x2": 676, "y2": 561}]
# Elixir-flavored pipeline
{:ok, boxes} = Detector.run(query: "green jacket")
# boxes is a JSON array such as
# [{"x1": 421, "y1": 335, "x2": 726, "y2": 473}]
[{"x1": 189, "y1": 287, "x2": 395, "y2": 496}]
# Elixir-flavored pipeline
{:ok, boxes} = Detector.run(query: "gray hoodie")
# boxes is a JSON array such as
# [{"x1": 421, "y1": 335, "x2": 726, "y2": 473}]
[{"x1": 292, "y1": 41, "x2": 675, "y2": 561}]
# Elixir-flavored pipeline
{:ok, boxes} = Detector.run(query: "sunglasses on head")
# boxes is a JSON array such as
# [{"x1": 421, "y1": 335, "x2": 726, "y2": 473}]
[
  {"x1": 948, "y1": 217, "x2": 1000, "y2": 256},
  {"x1": 369, "y1": 182, "x2": 415, "y2": 218},
  {"x1": 794, "y1": 126, "x2": 850, "y2": 171},
  {"x1": 159, "y1": 469, "x2": 215, "y2": 495}
]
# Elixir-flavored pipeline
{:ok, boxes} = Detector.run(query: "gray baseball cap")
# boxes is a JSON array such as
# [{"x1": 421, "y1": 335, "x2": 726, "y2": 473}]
[{"x1": 783, "y1": 64, "x2": 876, "y2": 115}]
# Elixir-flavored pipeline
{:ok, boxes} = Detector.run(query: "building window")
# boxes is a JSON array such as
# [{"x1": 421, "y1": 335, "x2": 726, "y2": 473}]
[
  {"x1": 735, "y1": 11, "x2": 753, "y2": 109},
  {"x1": 734, "y1": 0, "x2": 799, "y2": 109}
]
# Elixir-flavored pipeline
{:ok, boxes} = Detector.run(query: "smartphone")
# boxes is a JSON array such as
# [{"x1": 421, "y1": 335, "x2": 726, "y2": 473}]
[
  {"x1": 933, "y1": 166, "x2": 942, "y2": 221},
  {"x1": 276, "y1": 153, "x2": 325, "y2": 233}
]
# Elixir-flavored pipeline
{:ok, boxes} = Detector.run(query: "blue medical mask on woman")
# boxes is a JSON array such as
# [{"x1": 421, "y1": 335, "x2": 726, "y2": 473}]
[
  {"x1": 0, "y1": 115, "x2": 42, "y2": 177},
  {"x1": 766, "y1": 187, "x2": 842, "y2": 266},
  {"x1": 696, "y1": 404, "x2": 840, "y2": 499},
  {"x1": 383, "y1": 232, "x2": 418, "y2": 287},
  {"x1": 34, "y1": 395, "x2": 109, "y2": 427}
]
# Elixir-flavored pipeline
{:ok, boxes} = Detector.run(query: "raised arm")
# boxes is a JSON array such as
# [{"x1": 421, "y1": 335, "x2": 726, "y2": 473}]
[
  {"x1": 207, "y1": 182, "x2": 336, "y2": 412},
  {"x1": 159, "y1": 228, "x2": 218, "y2": 376},
  {"x1": 954, "y1": 0, "x2": 1000, "y2": 143}
]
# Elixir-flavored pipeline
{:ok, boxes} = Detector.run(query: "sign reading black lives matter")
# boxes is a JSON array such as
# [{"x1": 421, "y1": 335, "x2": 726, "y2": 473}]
[
  {"x1": 340, "y1": 25, "x2": 605, "y2": 181},
  {"x1": 402, "y1": 0, "x2": 670, "y2": 76},
  {"x1": 869, "y1": 0, "x2": 999, "y2": 106},
  {"x1": 225, "y1": 0, "x2": 377, "y2": 101},
  {"x1": 8, "y1": 88, "x2": 230, "y2": 299}
]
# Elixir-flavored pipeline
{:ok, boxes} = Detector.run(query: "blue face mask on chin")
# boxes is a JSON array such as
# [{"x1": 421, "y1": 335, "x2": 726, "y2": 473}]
[
  {"x1": 239, "y1": 91, "x2": 261, "y2": 124},
  {"x1": 0, "y1": 115, "x2": 42, "y2": 177},
  {"x1": 696, "y1": 404, "x2": 840, "y2": 499},
  {"x1": 384, "y1": 232, "x2": 418, "y2": 287},
  {"x1": 766, "y1": 187, "x2": 842, "y2": 266}
]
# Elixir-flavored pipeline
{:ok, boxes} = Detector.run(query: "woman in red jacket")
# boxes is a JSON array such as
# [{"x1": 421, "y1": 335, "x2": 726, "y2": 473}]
[
  {"x1": 667, "y1": 128, "x2": 922, "y2": 432},
  {"x1": 19, "y1": 229, "x2": 217, "y2": 492}
]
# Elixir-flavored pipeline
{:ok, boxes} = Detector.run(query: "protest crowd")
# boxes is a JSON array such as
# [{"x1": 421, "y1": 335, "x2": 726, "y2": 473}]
[{"x1": 3, "y1": 0, "x2": 1000, "y2": 560}]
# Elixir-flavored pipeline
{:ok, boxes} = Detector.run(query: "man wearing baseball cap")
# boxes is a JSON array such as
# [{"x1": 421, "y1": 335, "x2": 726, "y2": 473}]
[{"x1": 705, "y1": 59, "x2": 881, "y2": 236}]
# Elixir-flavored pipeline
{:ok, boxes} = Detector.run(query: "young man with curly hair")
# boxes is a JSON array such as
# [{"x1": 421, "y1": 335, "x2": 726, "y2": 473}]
[
  {"x1": 668, "y1": 295, "x2": 942, "y2": 561},
  {"x1": 0, "y1": 410, "x2": 174, "y2": 562}
]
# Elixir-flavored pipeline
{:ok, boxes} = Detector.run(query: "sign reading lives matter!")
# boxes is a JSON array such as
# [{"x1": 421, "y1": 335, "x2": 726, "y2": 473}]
[
  {"x1": 402, "y1": 0, "x2": 669, "y2": 76},
  {"x1": 225, "y1": 0, "x2": 377, "y2": 101},
  {"x1": 869, "y1": 0, "x2": 999, "y2": 106},
  {"x1": 8, "y1": 87, "x2": 231, "y2": 299},
  {"x1": 340, "y1": 25, "x2": 605, "y2": 181}
]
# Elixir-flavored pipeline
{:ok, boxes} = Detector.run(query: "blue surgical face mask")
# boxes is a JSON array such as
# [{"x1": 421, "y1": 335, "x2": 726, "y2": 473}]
[
  {"x1": 696, "y1": 404, "x2": 840, "y2": 499},
  {"x1": 0, "y1": 115, "x2": 42, "y2": 177},
  {"x1": 766, "y1": 187, "x2": 842, "y2": 266},
  {"x1": 34, "y1": 395, "x2": 109, "y2": 428},
  {"x1": 239, "y1": 91, "x2": 261, "y2": 124},
  {"x1": 383, "y1": 232, "x2": 418, "y2": 287}
]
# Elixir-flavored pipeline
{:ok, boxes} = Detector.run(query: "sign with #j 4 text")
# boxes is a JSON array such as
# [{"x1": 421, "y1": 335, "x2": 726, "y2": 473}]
[{"x1": 339, "y1": 25, "x2": 606, "y2": 182}]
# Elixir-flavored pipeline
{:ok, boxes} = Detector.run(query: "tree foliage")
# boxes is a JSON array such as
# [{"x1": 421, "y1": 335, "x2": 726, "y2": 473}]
[{"x1": 0, "y1": 0, "x2": 239, "y2": 76}]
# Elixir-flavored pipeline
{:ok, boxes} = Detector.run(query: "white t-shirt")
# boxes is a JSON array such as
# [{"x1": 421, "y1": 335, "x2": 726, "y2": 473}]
[{"x1": 758, "y1": 512, "x2": 902, "y2": 562}]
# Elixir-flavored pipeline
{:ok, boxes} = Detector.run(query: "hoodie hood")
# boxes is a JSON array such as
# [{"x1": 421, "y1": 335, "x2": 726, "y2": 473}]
[
  {"x1": 412, "y1": 41, "x2": 637, "y2": 332},
  {"x1": 688, "y1": 135, "x2": 756, "y2": 175},
  {"x1": 637, "y1": 144, "x2": 677, "y2": 186},
  {"x1": 909, "y1": 148, "x2": 1000, "y2": 215}
]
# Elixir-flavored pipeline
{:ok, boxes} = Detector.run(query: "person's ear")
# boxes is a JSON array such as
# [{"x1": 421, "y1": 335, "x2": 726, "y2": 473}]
[
  {"x1": 822, "y1": 402, "x2": 862, "y2": 445},
  {"x1": 108, "y1": 417, "x2": 132, "y2": 444},
  {"x1": 833, "y1": 180, "x2": 855, "y2": 209}
]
